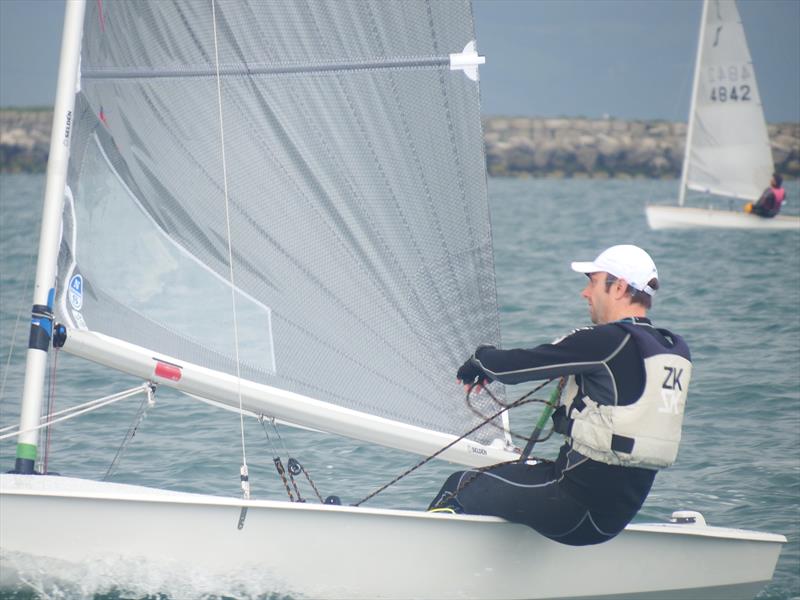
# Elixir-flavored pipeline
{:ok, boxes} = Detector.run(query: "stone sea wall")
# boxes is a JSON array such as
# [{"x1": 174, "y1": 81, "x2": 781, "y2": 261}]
[
  {"x1": 484, "y1": 117, "x2": 799, "y2": 179},
  {"x1": 2, "y1": 109, "x2": 798, "y2": 178},
  {"x1": 0, "y1": 109, "x2": 52, "y2": 173}
]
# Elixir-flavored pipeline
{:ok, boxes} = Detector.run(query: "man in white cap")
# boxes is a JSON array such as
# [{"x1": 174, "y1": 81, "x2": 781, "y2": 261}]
[{"x1": 429, "y1": 245, "x2": 692, "y2": 546}]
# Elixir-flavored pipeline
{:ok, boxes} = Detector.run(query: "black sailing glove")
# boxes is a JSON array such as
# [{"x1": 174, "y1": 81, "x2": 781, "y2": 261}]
[
  {"x1": 551, "y1": 405, "x2": 573, "y2": 436},
  {"x1": 456, "y1": 345, "x2": 496, "y2": 387},
  {"x1": 456, "y1": 358, "x2": 488, "y2": 386}
]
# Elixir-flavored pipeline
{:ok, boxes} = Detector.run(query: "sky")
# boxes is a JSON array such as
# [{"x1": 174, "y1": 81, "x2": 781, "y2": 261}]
[{"x1": 1, "y1": 0, "x2": 798, "y2": 123}]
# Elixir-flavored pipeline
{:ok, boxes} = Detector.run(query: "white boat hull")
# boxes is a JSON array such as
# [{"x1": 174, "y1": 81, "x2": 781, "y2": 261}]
[
  {"x1": 646, "y1": 205, "x2": 800, "y2": 230},
  {"x1": 0, "y1": 474, "x2": 785, "y2": 599}
]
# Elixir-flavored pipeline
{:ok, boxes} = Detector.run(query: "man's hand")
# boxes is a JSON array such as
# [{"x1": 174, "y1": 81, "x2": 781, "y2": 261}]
[
  {"x1": 457, "y1": 354, "x2": 495, "y2": 393},
  {"x1": 456, "y1": 358, "x2": 486, "y2": 387}
]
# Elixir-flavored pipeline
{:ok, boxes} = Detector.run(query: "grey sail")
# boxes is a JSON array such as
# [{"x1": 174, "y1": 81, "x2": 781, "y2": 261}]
[{"x1": 56, "y1": 1, "x2": 506, "y2": 448}]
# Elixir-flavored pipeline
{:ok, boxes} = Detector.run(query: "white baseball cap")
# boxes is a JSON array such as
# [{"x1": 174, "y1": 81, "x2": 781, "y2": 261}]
[{"x1": 571, "y1": 245, "x2": 658, "y2": 296}]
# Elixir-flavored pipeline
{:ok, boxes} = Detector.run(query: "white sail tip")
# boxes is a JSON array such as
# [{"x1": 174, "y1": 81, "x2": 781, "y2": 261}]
[{"x1": 449, "y1": 41, "x2": 485, "y2": 81}]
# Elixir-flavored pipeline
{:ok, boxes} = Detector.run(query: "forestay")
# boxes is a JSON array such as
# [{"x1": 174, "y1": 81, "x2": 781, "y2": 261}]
[
  {"x1": 56, "y1": 1, "x2": 508, "y2": 451},
  {"x1": 684, "y1": 0, "x2": 773, "y2": 201}
]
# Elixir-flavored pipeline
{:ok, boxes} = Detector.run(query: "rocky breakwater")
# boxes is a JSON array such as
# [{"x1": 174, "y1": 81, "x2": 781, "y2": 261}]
[
  {"x1": 0, "y1": 109, "x2": 52, "y2": 173},
  {"x1": 484, "y1": 116, "x2": 799, "y2": 179},
  {"x1": 1, "y1": 109, "x2": 798, "y2": 178}
]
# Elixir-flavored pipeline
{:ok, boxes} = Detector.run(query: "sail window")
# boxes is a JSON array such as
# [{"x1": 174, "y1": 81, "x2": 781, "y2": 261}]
[{"x1": 64, "y1": 134, "x2": 277, "y2": 377}]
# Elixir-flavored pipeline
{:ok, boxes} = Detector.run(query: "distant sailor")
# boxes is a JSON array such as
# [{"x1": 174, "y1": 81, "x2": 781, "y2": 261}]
[
  {"x1": 429, "y1": 245, "x2": 692, "y2": 546},
  {"x1": 747, "y1": 173, "x2": 786, "y2": 218}
]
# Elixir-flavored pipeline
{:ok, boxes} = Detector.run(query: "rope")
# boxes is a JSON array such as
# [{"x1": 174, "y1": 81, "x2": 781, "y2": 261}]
[
  {"x1": 296, "y1": 461, "x2": 325, "y2": 503},
  {"x1": 428, "y1": 379, "x2": 566, "y2": 510},
  {"x1": 258, "y1": 416, "x2": 325, "y2": 503},
  {"x1": 42, "y1": 348, "x2": 60, "y2": 475},
  {"x1": 286, "y1": 459, "x2": 305, "y2": 502},
  {"x1": 103, "y1": 385, "x2": 156, "y2": 480},
  {"x1": 259, "y1": 417, "x2": 295, "y2": 501},
  {"x1": 352, "y1": 379, "x2": 554, "y2": 507},
  {"x1": 268, "y1": 418, "x2": 295, "y2": 460},
  {"x1": 211, "y1": 0, "x2": 249, "y2": 502},
  {"x1": 0, "y1": 384, "x2": 151, "y2": 441},
  {"x1": 464, "y1": 384, "x2": 557, "y2": 445},
  {"x1": 0, "y1": 250, "x2": 35, "y2": 404}
]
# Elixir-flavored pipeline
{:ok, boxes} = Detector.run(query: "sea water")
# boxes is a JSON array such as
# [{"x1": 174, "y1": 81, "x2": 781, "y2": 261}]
[{"x1": 1, "y1": 173, "x2": 798, "y2": 600}]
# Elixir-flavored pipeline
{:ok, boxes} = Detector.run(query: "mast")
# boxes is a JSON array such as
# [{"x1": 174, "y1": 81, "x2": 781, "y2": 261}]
[
  {"x1": 14, "y1": 0, "x2": 86, "y2": 474},
  {"x1": 678, "y1": 0, "x2": 710, "y2": 207}
]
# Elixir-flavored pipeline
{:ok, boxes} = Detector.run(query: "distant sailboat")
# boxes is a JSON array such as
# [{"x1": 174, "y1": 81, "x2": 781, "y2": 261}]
[
  {"x1": 0, "y1": 1, "x2": 786, "y2": 598},
  {"x1": 646, "y1": 0, "x2": 799, "y2": 230}
]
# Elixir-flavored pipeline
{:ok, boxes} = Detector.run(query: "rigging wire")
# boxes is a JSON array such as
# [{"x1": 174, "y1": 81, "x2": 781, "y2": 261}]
[
  {"x1": 292, "y1": 459, "x2": 326, "y2": 503},
  {"x1": 210, "y1": 0, "x2": 250, "y2": 501},
  {"x1": 258, "y1": 416, "x2": 326, "y2": 503},
  {"x1": 103, "y1": 385, "x2": 156, "y2": 480},
  {"x1": 0, "y1": 384, "x2": 152, "y2": 441},
  {"x1": 432, "y1": 378, "x2": 566, "y2": 509},
  {"x1": 259, "y1": 416, "x2": 296, "y2": 501},
  {"x1": 352, "y1": 378, "x2": 555, "y2": 507},
  {"x1": 267, "y1": 418, "x2": 296, "y2": 462},
  {"x1": 426, "y1": 379, "x2": 566, "y2": 512},
  {"x1": 266, "y1": 420, "x2": 303, "y2": 500},
  {"x1": 464, "y1": 383, "x2": 557, "y2": 445},
  {"x1": 0, "y1": 250, "x2": 35, "y2": 403},
  {"x1": 42, "y1": 348, "x2": 60, "y2": 475}
]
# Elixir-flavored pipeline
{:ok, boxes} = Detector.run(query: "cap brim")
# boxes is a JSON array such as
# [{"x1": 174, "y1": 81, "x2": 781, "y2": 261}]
[{"x1": 571, "y1": 261, "x2": 598, "y2": 274}]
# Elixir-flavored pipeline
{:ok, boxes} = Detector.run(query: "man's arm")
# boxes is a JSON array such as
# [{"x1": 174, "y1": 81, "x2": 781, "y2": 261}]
[{"x1": 473, "y1": 326, "x2": 627, "y2": 385}]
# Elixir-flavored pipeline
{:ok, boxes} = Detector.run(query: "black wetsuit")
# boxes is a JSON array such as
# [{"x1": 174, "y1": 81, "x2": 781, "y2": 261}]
[{"x1": 429, "y1": 317, "x2": 673, "y2": 546}]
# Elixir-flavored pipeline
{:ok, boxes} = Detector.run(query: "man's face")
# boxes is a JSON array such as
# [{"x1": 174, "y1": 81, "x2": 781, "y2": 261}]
[{"x1": 581, "y1": 272, "x2": 612, "y2": 324}]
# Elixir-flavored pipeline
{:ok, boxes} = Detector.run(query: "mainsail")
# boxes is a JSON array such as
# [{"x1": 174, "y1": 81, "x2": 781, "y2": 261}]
[
  {"x1": 683, "y1": 0, "x2": 774, "y2": 201},
  {"x1": 55, "y1": 1, "x2": 508, "y2": 456}
]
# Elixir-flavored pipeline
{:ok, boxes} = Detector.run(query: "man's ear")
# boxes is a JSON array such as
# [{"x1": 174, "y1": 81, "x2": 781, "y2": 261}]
[{"x1": 613, "y1": 278, "x2": 629, "y2": 300}]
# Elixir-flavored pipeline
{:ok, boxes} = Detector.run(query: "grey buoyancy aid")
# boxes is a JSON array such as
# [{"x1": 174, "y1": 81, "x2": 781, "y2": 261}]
[{"x1": 562, "y1": 322, "x2": 692, "y2": 469}]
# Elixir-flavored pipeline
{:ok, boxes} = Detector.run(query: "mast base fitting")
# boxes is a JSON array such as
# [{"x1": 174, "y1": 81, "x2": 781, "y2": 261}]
[{"x1": 10, "y1": 458, "x2": 37, "y2": 475}]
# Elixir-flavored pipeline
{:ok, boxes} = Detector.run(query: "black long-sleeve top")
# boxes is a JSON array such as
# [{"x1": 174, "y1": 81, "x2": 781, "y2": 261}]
[{"x1": 473, "y1": 317, "x2": 668, "y2": 512}]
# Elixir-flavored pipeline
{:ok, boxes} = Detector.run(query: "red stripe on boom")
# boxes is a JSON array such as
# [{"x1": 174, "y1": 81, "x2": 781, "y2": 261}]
[{"x1": 155, "y1": 361, "x2": 182, "y2": 381}]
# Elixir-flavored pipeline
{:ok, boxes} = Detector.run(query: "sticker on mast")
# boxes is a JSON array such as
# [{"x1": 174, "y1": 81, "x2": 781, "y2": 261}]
[{"x1": 68, "y1": 274, "x2": 83, "y2": 310}]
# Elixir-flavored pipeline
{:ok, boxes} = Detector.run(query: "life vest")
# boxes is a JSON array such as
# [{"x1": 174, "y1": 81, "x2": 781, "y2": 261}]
[
  {"x1": 772, "y1": 187, "x2": 785, "y2": 210},
  {"x1": 561, "y1": 322, "x2": 692, "y2": 469}
]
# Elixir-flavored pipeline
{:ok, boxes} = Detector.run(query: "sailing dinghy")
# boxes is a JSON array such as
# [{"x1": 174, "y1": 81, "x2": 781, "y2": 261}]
[
  {"x1": 1, "y1": 1, "x2": 785, "y2": 598},
  {"x1": 645, "y1": 0, "x2": 799, "y2": 231}
]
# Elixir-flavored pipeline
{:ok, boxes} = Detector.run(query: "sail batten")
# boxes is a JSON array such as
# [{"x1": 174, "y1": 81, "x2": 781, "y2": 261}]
[
  {"x1": 82, "y1": 57, "x2": 455, "y2": 80},
  {"x1": 56, "y1": 0, "x2": 506, "y2": 449}
]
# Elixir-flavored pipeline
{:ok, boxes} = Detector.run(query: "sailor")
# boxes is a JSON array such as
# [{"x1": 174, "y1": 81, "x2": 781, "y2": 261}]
[
  {"x1": 747, "y1": 173, "x2": 786, "y2": 218},
  {"x1": 429, "y1": 245, "x2": 692, "y2": 546}
]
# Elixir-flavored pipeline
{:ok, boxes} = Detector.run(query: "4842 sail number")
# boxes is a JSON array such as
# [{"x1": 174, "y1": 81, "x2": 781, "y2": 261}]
[
  {"x1": 709, "y1": 85, "x2": 751, "y2": 102},
  {"x1": 706, "y1": 64, "x2": 754, "y2": 103}
]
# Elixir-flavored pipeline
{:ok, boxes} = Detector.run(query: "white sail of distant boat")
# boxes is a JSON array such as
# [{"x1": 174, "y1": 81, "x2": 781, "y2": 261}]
[
  {"x1": 0, "y1": 1, "x2": 785, "y2": 598},
  {"x1": 646, "y1": 0, "x2": 799, "y2": 230}
]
